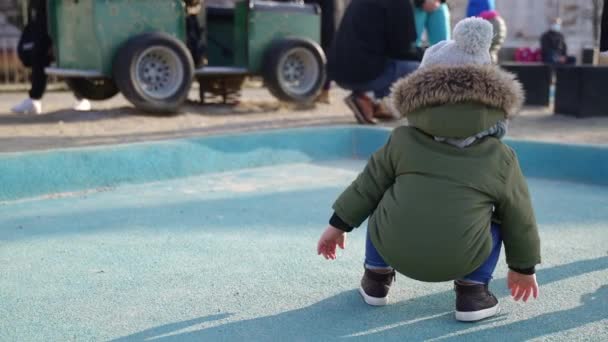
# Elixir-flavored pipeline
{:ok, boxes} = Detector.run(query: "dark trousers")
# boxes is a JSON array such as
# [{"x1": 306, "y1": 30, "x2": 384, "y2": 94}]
[{"x1": 28, "y1": 0, "x2": 52, "y2": 99}]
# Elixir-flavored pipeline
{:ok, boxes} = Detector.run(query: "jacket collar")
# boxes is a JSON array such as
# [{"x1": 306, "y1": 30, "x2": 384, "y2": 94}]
[{"x1": 391, "y1": 64, "x2": 524, "y2": 118}]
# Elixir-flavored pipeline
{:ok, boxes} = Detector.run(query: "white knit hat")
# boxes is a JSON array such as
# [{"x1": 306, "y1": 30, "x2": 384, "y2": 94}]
[{"x1": 419, "y1": 17, "x2": 493, "y2": 68}]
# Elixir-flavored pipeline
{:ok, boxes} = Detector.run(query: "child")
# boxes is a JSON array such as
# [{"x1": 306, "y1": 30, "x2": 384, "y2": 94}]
[{"x1": 317, "y1": 18, "x2": 540, "y2": 322}]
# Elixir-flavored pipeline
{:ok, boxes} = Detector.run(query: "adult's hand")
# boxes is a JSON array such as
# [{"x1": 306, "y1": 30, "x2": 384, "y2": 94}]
[{"x1": 422, "y1": 0, "x2": 441, "y2": 12}]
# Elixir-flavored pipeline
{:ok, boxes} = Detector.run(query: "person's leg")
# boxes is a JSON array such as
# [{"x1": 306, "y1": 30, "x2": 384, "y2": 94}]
[
  {"x1": 369, "y1": 59, "x2": 419, "y2": 99},
  {"x1": 414, "y1": 7, "x2": 428, "y2": 47},
  {"x1": 425, "y1": 3, "x2": 451, "y2": 46},
  {"x1": 462, "y1": 223, "x2": 502, "y2": 284},
  {"x1": 12, "y1": 0, "x2": 49, "y2": 114},
  {"x1": 29, "y1": 57, "x2": 48, "y2": 101},
  {"x1": 341, "y1": 59, "x2": 418, "y2": 123},
  {"x1": 365, "y1": 229, "x2": 391, "y2": 270},
  {"x1": 359, "y1": 228, "x2": 395, "y2": 306},
  {"x1": 454, "y1": 222, "x2": 501, "y2": 322}
]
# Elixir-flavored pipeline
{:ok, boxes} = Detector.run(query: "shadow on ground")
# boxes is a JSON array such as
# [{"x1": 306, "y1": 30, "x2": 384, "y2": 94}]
[
  {"x1": 112, "y1": 256, "x2": 608, "y2": 341},
  {"x1": 0, "y1": 107, "x2": 137, "y2": 124},
  {"x1": 4, "y1": 185, "x2": 605, "y2": 241}
]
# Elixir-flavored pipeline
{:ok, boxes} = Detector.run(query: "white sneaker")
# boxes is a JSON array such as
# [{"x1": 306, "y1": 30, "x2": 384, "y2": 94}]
[
  {"x1": 11, "y1": 98, "x2": 42, "y2": 115},
  {"x1": 73, "y1": 98, "x2": 91, "y2": 111}
]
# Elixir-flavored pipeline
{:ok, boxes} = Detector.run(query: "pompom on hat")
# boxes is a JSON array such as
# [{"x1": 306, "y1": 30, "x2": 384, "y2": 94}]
[{"x1": 419, "y1": 17, "x2": 493, "y2": 68}]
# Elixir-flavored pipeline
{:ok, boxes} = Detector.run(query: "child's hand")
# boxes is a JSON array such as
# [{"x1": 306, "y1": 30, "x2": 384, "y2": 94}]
[
  {"x1": 508, "y1": 270, "x2": 539, "y2": 302},
  {"x1": 317, "y1": 226, "x2": 346, "y2": 260}
]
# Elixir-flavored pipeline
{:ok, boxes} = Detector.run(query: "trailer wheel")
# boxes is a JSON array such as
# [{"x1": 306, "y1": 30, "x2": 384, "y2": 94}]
[
  {"x1": 263, "y1": 38, "x2": 326, "y2": 103},
  {"x1": 113, "y1": 32, "x2": 194, "y2": 113}
]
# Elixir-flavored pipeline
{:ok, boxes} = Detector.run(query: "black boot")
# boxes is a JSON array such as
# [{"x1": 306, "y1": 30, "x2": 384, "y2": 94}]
[
  {"x1": 454, "y1": 281, "x2": 500, "y2": 322},
  {"x1": 359, "y1": 268, "x2": 395, "y2": 306}
]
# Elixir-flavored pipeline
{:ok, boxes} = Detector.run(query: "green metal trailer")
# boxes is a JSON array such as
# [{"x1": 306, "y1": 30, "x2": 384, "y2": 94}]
[{"x1": 46, "y1": 0, "x2": 326, "y2": 112}]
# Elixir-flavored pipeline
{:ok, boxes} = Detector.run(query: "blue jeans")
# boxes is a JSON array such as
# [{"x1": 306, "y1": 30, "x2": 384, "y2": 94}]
[
  {"x1": 414, "y1": 4, "x2": 451, "y2": 47},
  {"x1": 338, "y1": 59, "x2": 419, "y2": 98},
  {"x1": 365, "y1": 223, "x2": 502, "y2": 284}
]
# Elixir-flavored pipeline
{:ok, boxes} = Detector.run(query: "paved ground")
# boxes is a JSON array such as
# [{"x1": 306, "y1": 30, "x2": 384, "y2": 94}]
[
  {"x1": 1, "y1": 160, "x2": 607, "y2": 341},
  {"x1": 0, "y1": 97, "x2": 606, "y2": 341},
  {"x1": 0, "y1": 85, "x2": 607, "y2": 153}
]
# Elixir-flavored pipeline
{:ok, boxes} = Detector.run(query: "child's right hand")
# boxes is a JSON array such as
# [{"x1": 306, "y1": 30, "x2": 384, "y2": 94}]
[
  {"x1": 507, "y1": 270, "x2": 539, "y2": 302},
  {"x1": 317, "y1": 226, "x2": 346, "y2": 260}
]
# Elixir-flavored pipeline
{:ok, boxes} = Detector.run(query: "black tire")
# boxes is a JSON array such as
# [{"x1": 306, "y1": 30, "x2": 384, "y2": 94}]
[
  {"x1": 262, "y1": 38, "x2": 326, "y2": 103},
  {"x1": 112, "y1": 32, "x2": 194, "y2": 113},
  {"x1": 65, "y1": 78, "x2": 119, "y2": 101}
]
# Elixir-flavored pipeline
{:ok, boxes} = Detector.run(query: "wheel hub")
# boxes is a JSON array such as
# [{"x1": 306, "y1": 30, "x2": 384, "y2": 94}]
[
  {"x1": 277, "y1": 47, "x2": 320, "y2": 96},
  {"x1": 134, "y1": 47, "x2": 184, "y2": 100},
  {"x1": 283, "y1": 56, "x2": 305, "y2": 82}
]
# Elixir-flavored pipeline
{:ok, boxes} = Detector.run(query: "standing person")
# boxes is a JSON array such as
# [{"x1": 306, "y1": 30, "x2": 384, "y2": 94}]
[
  {"x1": 12, "y1": 0, "x2": 90, "y2": 115},
  {"x1": 466, "y1": 0, "x2": 494, "y2": 17},
  {"x1": 327, "y1": 0, "x2": 420, "y2": 124},
  {"x1": 413, "y1": 0, "x2": 451, "y2": 47},
  {"x1": 479, "y1": 10, "x2": 507, "y2": 64},
  {"x1": 540, "y1": 18, "x2": 576, "y2": 65},
  {"x1": 317, "y1": 18, "x2": 540, "y2": 321},
  {"x1": 304, "y1": 0, "x2": 336, "y2": 104}
]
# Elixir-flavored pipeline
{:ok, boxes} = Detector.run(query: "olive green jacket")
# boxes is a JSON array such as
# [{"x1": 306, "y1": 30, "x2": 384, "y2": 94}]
[{"x1": 332, "y1": 65, "x2": 540, "y2": 282}]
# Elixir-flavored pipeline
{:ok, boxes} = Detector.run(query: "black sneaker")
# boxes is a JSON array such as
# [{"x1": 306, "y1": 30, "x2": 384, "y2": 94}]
[
  {"x1": 358, "y1": 268, "x2": 395, "y2": 306},
  {"x1": 454, "y1": 281, "x2": 500, "y2": 322}
]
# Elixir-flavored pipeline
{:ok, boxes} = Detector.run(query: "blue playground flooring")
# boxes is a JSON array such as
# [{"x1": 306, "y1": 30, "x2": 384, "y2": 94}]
[{"x1": 0, "y1": 127, "x2": 607, "y2": 341}]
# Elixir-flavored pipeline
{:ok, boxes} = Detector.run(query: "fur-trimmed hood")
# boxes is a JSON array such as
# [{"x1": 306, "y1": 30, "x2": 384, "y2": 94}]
[{"x1": 392, "y1": 65, "x2": 524, "y2": 118}]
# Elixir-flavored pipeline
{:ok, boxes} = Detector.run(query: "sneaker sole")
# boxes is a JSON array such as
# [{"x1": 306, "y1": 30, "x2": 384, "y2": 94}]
[
  {"x1": 455, "y1": 304, "x2": 500, "y2": 322},
  {"x1": 358, "y1": 287, "x2": 389, "y2": 306},
  {"x1": 344, "y1": 96, "x2": 375, "y2": 125}
]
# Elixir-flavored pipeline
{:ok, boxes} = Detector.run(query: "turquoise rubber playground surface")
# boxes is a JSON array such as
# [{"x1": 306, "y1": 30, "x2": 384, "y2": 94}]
[{"x1": 0, "y1": 127, "x2": 607, "y2": 341}]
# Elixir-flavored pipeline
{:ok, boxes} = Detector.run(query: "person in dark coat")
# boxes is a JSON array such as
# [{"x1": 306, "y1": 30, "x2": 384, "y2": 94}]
[
  {"x1": 540, "y1": 18, "x2": 575, "y2": 65},
  {"x1": 327, "y1": 0, "x2": 420, "y2": 124}
]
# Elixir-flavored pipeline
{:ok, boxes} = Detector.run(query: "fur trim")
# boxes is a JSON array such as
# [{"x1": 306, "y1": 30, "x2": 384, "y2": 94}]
[{"x1": 391, "y1": 65, "x2": 524, "y2": 118}]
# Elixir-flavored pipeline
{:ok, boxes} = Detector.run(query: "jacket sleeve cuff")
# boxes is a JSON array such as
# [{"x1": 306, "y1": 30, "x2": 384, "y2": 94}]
[
  {"x1": 509, "y1": 266, "x2": 536, "y2": 275},
  {"x1": 329, "y1": 212, "x2": 354, "y2": 232}
]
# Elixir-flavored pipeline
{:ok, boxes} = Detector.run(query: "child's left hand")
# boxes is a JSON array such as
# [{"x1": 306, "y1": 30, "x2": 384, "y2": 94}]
[
  {"x1": 507, "y1": 270, "x2": 539, "y2": 302},
  {"x1": 317, "y1": 226, "x2": 346, "y2": 260}
]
